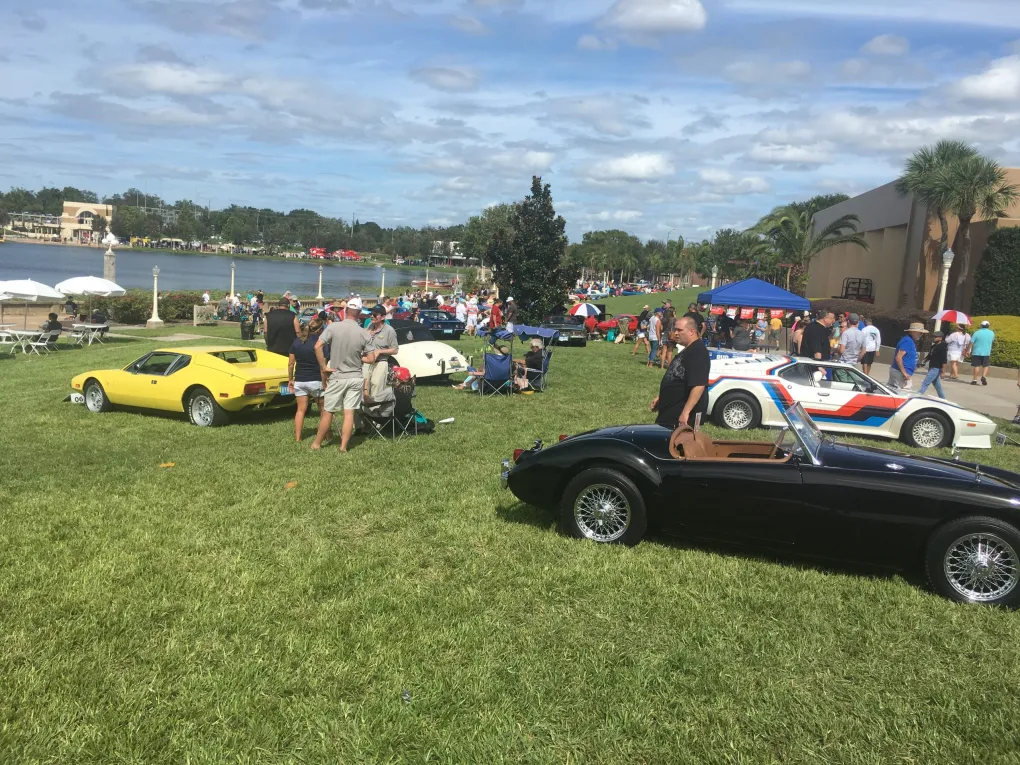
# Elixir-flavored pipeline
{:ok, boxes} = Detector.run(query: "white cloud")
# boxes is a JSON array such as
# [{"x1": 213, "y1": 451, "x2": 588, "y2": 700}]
[
  {"x1": 697, "y1": 168, "x2": 770, "y2": 194},
  {"x1": 594, "y1": 209, "x2": 644, "y2": 221},
  {"x1": 577, "y1": 35, "x2": 618, "y2": 51},
  {"x1": 449, "y1": 15, "x2": 489, "y2": 35},
  {"x1": 721, "y1": 0, "x2": 1020, "y2": 29},
  {"x1": 748, "y1": 142, "x2": 833, "y2": 166},
  {"x1": 589, "y1": 153, "x2": 675, "y2": 181},
  {"x1": 599, "y1": 0, "x2": 707, "y2": 33},
  {"x1": 861, "y1": 34, "x2": 909, "y2": 56},
  {"x1": 838, "y1": 57, "x2": 931, "y2": 85},
  {"x1": 538, "y1": 95, "x2": 650, "y2": 136},
  {"x1": 104, "y1": 63, "x2": 234, "y2": 96},
  {"x1": 409, "y1": 65, "x2": 480, "y2": 93},
  {"x1": 723, "y1": 59, "x2": 811, "y2": 85},
  {"x1": 950, "y1": 55, "x2": 1020, "y2": 102}
]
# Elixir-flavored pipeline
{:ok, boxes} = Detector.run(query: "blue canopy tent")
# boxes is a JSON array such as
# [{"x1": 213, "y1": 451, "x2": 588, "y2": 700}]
[{"x1": 696, "y1": 278, "x2": 810, "y2": 311}]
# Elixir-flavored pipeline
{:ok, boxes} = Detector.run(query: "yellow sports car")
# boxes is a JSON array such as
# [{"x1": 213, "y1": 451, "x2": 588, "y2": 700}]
[{"x1": 68, "y1": 346, "x2": 295, "y2": 426}]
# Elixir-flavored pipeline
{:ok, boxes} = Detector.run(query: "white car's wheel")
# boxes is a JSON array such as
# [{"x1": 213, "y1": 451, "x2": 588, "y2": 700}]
[
  {"x1": 713, "y1": 391, "x2": 762, "y2": 430},
  {"x1": 902, "y1": 410, "x2": 952, "y2": 449}
]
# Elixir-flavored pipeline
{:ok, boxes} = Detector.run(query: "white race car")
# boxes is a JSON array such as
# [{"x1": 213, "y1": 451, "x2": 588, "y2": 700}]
[
  {"x1": 388, "y1": 320, "x2": 469, "y2": 380},
  {"x1": 706, "y1": 352, "x2": 995, "y2": 449}
]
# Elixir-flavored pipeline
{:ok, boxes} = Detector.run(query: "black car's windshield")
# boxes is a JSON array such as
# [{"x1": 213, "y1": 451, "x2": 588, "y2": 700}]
[
  {"x1": 543, "y1": 316, "x2": 582, "y2": 326},
  {"x1": 782, "y1": 403, "x2": 823, "y2": 464},
  {"x1": 419, "y1": 310, "x2": 451, "y2": 321}
]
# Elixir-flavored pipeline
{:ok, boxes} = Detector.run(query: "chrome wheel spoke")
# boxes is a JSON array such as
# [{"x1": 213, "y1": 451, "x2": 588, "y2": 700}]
[
  {"x1": 913, "y1": 418, "x2": 943, "y2": 448},
  {"x1": 724, "y1": 402, "x2": 751, "y2": 429},
  {"x1": 943, "y1": 532, "x2": 1018, "y2": 602}
]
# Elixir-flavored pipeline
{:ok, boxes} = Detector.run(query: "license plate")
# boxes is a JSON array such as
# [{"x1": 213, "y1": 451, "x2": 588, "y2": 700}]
[
  {"x1": 444, "y1": 329, "x2": 453, "y2": 334},
  {"x1": 70, "y1": 392, "x2": 85, "y2": 404},
  {"x1": 280, "y1": 384, "x2": 292, "y2": 395}
]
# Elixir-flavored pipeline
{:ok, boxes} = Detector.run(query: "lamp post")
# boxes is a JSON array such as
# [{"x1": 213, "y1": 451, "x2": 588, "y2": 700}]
[
  {"x1": 316, "y1": 264, "x2": 324, "y2": 300},
  {"x1": 146, "y1": 265, "x2": 163, "y2": 329},
  {"x1": 935, "y1": 248, "x2": 955, "y2": 333},
  {"x1": 379, "y1": 267, "x2": 386, "y2": 302},
  {"x1": 666, "y1": 228, "x2": 675, "y2": 288},
  {"x1": 230, "y1": 261, "x2": 235, "y2": 297},
  {"x1": 711, "y1": 264, "x2": 719, "y2": 290}
]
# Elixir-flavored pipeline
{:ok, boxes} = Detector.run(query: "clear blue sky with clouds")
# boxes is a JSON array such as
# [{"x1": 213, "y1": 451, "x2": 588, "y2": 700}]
[{"x1": 2, "y1": 0, "x2": 1019, "y2": 241}]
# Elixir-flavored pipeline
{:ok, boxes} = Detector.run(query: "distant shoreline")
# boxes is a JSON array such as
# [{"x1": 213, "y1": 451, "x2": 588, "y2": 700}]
[{"x1": 7, "y1": 238, "x2": 464, "y2": 274}]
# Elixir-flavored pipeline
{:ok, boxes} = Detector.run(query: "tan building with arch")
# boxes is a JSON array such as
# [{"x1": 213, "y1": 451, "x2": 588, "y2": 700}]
[
  {"x1": 806, "y1": 170, "x2": 1020, "y2": 313},
  {"x1": 60, "y1": 201, "x2": 115, "y2": 243}
]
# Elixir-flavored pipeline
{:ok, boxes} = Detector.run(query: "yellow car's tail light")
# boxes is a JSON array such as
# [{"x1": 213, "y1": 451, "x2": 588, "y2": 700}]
[{"x1": 244, "y1": 382, "x2": 266, "y2": 396}]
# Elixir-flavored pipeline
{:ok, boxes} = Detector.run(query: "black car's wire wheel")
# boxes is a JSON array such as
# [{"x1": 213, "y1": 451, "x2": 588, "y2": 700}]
[
  {"x1": 927, "y1": 516, "x2": 1020, "y2": 606},
  {"x1": 902, "y1": 410, "x2": 952, "y2": 449},
  {"x1": 560, "y1": 468, "x2": 647, "y2": 546},
  {"x1": 713, "y1": 391, "x2": 761, "y2": 431},
  {"x1": 187, "y1": 388, "x2": 229, "y2": 427},
  {"x1": 84, "y1": 380, "x2": 112, "y2": 413}
]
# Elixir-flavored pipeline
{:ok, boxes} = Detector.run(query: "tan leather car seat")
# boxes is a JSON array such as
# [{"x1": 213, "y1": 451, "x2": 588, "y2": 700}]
[{"x1": 669, "y1": 427, "x2": 714, "y2": 459}]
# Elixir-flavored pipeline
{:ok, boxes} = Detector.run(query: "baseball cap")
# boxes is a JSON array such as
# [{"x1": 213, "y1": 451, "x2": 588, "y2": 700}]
[
  {"x1": 392, "y1": 367, "x2": 412, "y2": 382},
  {"x1": 981, "y1": 320, "x2": 990, "y2": 327},
  {"x1": 370, "y1": 304, "x2": 386, "y2": 315},
  {"x1": 347, "y1": 297, "x2": 363, "y2": 311},
  {"x1": 507, "y1": 296, "x2": 514, "y2": 302},
  {"x1": 849, "y1": 313, "x2": 859, "y2": 323}
]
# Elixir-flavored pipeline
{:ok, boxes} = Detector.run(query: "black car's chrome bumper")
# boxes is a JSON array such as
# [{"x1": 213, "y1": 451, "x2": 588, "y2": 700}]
[{"x1": 500, "y1": 458, "x2": 510, "y2": 489}]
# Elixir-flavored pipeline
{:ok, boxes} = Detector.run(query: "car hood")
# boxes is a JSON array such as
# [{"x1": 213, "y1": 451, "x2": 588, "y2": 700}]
[
  {"x1": 399, "y1": 340, "x2": 466, "y2": 358},
  {"x1": 820, "y1": 441, "x2": 1020, "y2": 488}
]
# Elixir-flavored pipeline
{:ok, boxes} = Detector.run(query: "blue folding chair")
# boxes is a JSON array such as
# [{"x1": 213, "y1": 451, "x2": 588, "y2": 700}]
[
  {"x1": 525, "y1": 350, "x2": 552, "y2": 391},
  {"x1": 478, "y1": 352, "x2": 513, "y2": 396}
]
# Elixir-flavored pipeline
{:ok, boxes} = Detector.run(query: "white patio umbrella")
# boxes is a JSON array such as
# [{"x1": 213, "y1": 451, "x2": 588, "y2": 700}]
[
  {"x1": 55, "y1": 276, "x2": 126, "y2": 321},
  {"x1": 0, "y1": 279, "x2": 65, "y2": 328}
]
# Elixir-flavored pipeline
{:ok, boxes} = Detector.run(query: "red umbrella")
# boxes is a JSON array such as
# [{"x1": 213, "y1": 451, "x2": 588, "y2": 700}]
[
  {"x1": 932, "y1": 310, "x2": 970, "y2": 325},
  {"x1": 569, "y1": 303, "x2": 601, "y2": 317}
]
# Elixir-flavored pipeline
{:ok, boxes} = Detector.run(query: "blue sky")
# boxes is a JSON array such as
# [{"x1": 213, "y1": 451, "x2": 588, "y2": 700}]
[{"x1": 2, "y1": 0, "x2": 1019, "y2": 241}]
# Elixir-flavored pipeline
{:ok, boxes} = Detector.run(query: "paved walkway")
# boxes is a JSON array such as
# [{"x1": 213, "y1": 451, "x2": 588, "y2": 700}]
[
  {"x1": 870, "y1": 361, "x2": 1019, "y2": 421},
  {"x1": 106, "y1": 332, "x2": 215, "y2": 342}
]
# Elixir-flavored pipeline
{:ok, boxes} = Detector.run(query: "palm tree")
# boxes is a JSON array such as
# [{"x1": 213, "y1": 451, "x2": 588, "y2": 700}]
[
  {"x1": 933, "y1": 155, "x2": 1019, "y2": 300},
  {"x1": 896, "y1": 140, "x2": 978, "y2": 256},
  {"x1": 758, "y1": 206, "x2": 869, "y2": 294}
]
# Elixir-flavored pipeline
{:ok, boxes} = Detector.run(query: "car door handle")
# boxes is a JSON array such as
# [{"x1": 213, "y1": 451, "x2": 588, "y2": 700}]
[{"x1": 817, "y1": 392, "x2": 829, "y2": 397}]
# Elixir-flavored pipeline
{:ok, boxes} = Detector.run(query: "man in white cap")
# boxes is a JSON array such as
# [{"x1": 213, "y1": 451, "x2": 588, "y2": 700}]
[
  {"x1": 504, "y1": 296, "x2": 518, "y2": 333},
  {"x1": 312, "y1": 296, "x2": 371, "y2": 452},
  {"x1": 968, "y1": 320, "x2": 995, "y2": 386},
  {"x1": 888, "y1": 322, "x2": 927, "y2": 391}
]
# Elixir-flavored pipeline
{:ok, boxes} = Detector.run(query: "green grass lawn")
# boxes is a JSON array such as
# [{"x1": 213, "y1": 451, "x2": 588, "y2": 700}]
[
  {"x1": 600, "y1": 287, "x2": 701, "y2": 316},
  {"x1": 3, "y1": 337, "x2": 1020, "y2": 762},
  {"x1": 113, "y1": 324, "x2": 256, "y2": 339}
]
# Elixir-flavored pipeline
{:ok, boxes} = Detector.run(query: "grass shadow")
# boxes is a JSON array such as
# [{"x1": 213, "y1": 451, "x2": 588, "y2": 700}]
[{"x1": 495, "y1": 500, "x2": 558, "y2": 531}]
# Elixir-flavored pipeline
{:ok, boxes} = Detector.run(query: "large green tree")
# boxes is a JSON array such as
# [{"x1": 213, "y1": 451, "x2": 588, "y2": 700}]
[
  {"x1": 896, "y1": 140, "x2": 978, "y2": 259},
  {"x1": 933, "y1": 155, "x2": 1019, "y2": 303},
  {"x1": 488, "y1": 177, "x2": 574, "y2": 322},
  {"x1": 971, "y1": 227, "x2": 1020, "y2": 316}
]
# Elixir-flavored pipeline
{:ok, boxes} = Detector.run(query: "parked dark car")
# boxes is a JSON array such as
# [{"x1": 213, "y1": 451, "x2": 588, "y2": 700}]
[
  {"x1": 502, "y1": 403, "x2": 1020, "y2": 607},
  {"x1": 417, "y1": 309, "x2": 465, "y2": 339},
  {"x1": 540, "y1": 315, "x2": 587, "y2": 347}
]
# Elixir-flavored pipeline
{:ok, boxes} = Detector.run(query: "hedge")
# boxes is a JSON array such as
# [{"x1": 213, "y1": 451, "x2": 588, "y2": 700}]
[
  {"x1": 972, "y1": 227, "x2": 1020, "y2": 316},
  {"x1": 972, "y1": 315, "x2": 1020, "y2": 369},
  {"x1": 87, "y1": 290, "x2": 206, "y2": 325}
]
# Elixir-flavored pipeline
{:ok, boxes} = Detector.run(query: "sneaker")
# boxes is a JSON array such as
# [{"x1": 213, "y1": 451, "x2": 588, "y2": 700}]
[
  {"x1": 981, "y1": 377, "x2": 988, "y2": 386},
  {"x1": 971, "y1": 381, "x2": 978, "y2": 386}
]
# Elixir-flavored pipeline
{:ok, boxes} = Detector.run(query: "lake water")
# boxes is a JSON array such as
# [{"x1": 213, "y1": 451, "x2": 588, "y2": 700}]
[{"x1": 0, "y1": 242, "x2": 428, "y2": 297}]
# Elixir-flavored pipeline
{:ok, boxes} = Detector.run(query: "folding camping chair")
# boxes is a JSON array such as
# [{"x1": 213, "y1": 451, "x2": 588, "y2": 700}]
[
  {"x1": 361, "y1": 371, "x2": 420, "y2": 440},
  {"x1": 524, "y1": 349, "x2": 552, "y2": 392},
  {"x1": 478, "y1": 351, "x2": 513, "y2": 396}
]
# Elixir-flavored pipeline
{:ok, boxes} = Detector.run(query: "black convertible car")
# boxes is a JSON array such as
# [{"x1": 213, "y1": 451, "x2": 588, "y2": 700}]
[
  {"x1": 502, "y1": 403, "x2": 1020, "y2": 607},
  {"x1": 540, "y1": 315, "x2": 587, "y2": 347}
]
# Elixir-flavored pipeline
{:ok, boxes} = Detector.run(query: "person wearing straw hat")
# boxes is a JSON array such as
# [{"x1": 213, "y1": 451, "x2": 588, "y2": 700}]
[{"x1": 888, "y1": 322, "x2": 927, "y2": 391}]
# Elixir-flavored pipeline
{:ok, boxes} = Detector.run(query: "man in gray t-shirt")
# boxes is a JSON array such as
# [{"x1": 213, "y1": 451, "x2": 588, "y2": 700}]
[
  {"x1": 312, "y1": 301, "x2": 371, "y2": 452},
  {"x1": 364, "y1": 305, "x2": 399, "y2": 405}
]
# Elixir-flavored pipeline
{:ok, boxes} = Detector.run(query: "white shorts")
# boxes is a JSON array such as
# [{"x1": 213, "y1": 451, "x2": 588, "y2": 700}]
[
  {"x1": 324, "y1": 377, "x2": 363, "y2": 412},
  {"x1": 467, "y1": 315, "x2": 478, "y2": 326},
  {"x1": 293, "y1": 380, "x2": 323, "y2": 398},
  {"x1": 947, "y1": 350, "x2": 962, "y2": 362}
]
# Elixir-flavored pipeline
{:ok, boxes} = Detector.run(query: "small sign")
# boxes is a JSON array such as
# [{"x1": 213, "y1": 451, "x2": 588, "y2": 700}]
[
  {"x1": 710, "y1": 306, "x2": 725, "y2": 315},
  {"x1": 739, "y1": 308, "x2": 754, "y2": 320},
  {"x1": 770, "y1": 309, "x2": 785, "y2": 319}
]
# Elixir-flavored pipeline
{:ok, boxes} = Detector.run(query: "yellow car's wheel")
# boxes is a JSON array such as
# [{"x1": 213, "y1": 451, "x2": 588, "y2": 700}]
[
  {"x1": 84, "y1": 379, "x2": 113, "y2": 413},
  {"x1": 187, "y1": 387, "x2": 229, "y2": 427}
]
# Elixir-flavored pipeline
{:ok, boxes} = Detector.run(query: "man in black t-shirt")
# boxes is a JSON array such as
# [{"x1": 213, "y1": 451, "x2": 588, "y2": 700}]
[
  {"x1": 651, "y1": 316, "x2": 710, "y2": 429},
  {"x1": 800, "y1": 311, "x2": 834, "y2": 360},
  {"x1": 683, "y1": 303, "x2": 705, "y2": 337}
]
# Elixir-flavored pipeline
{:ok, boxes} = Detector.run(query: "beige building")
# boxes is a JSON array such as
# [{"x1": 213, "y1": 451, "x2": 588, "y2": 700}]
[
  {"x1": 60, "y1": 201, "x2": 115, "y2": 243},
  {"x1": 807, "y1": 170, "x2": 1020, "y2": 313}
]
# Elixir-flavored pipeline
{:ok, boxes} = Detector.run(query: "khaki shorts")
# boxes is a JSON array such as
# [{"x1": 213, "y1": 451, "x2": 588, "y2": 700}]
[{"x1": 324, "y1": 377, "x2": 363, "y2": 412}]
